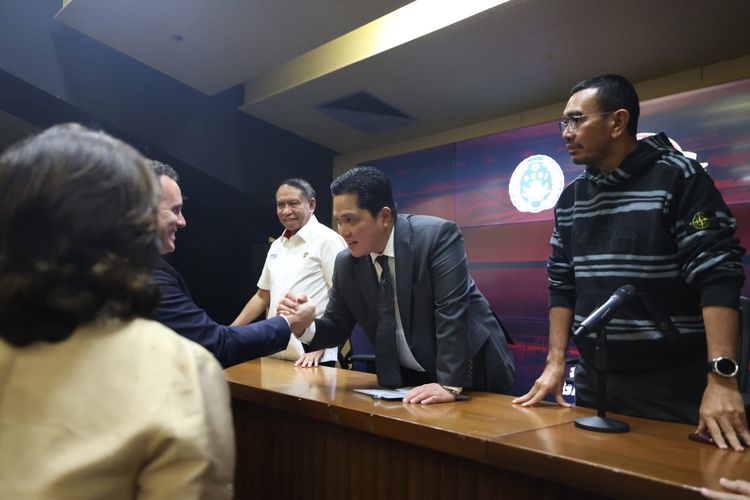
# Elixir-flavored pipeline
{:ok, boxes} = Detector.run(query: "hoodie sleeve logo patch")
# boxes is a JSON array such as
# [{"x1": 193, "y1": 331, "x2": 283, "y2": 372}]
[{"x1": 690, "y1": 212, "x2": 711, "y2": 230}]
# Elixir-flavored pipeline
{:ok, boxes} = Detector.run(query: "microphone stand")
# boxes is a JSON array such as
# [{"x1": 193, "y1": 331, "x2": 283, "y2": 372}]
[{"x1": 574, "y1": 324, "x2": 630, "y2": 433}]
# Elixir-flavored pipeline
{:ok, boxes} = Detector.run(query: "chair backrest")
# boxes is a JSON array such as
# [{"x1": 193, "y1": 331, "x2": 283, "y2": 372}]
[
  {"x1": 340, "y1": 324, "x2": 375, "y2": 373},
  {"x1": 738, "y1": 296, "x2": 750, "y2": 393}
]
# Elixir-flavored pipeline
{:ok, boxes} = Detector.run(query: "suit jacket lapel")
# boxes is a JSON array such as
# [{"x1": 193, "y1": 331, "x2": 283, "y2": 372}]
[{"x1": 394, "y1": 216, "x2": 413, "y2": 341}]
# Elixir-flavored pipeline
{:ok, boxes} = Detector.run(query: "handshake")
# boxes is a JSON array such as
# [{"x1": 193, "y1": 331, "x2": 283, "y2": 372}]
[{"x1": 277, "y1": 293, "x2": 317, "y2": 336}]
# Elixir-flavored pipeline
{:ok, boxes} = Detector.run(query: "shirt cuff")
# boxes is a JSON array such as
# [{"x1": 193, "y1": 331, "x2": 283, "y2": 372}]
[
  {"x1": 700, "y1": 281, "x2": 743, "y2": 309},
  {"x1": 298, "y1": 321, "x2": 316, "y2": 344},
  {"x1": 549, "y1": 289, "x2": 576, "y2": 309}
]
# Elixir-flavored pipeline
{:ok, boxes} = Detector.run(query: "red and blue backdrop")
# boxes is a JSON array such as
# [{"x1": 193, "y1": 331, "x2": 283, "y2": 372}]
[{"x1": 367, "y1": 78, "x2": 750, "y2": 396}]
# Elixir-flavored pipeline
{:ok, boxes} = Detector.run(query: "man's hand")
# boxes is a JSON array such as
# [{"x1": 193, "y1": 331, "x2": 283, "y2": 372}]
[
  {"x1": 514, "y1": 306, "x2": 574, "y2": 408},
  {"x1": 294, "y1": 350, "x2": 324, "y2": 368},
  {"x1": 511, "y1": 361, "x2": 571, "y2": 408},
  {"x1": 279, "y1": 293, "x2": 316, "y2": 336},
  {"x1": 402, "y1": 383, "x2": 457, "y2": 404},
  {"x1": 276, "y1": 292, "x2": 300, "y2": 317},
  {"x1": 702, "y1": 478, "x2": 750, "y2": 499},
  {"x1": 697, "y1": 376, "x2": 750, "y2": 451}
]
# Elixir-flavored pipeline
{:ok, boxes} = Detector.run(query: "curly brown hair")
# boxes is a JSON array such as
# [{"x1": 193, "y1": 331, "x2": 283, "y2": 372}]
[{"x1": 0, "y1": 124, "x2": 161, "y2": 346}]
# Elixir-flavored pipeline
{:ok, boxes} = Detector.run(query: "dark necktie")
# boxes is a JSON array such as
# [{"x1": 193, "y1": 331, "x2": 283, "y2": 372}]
[{"x1": 375, "y1": 255, "x2": 402, "y2": 388}]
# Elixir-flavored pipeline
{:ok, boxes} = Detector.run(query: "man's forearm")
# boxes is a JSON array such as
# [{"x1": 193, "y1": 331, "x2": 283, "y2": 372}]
[
  {"x1": 231, "y1": 289, "x2": 270, "y2": 326},
  {"x1": 703, "y1": 305, "x2": 740, "y2": 376},
  {"x1": 697, "y1": 305, "x2": 749, "y2": 451},
  {"x1": 703, "y1": 305, "x2": 740, "y2": 360},
  {"x1": 547, "y1": 306, "x2": 574, "y2": 366}
]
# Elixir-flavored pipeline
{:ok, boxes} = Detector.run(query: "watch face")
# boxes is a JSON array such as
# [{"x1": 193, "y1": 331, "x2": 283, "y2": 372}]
[{"x1": 715, "y1": 357, "x2": 739, "y2": 377}]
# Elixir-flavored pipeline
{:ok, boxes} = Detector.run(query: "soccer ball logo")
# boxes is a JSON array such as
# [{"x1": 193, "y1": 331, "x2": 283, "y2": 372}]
[{"x1": 509, "y1": 155, "x2": 564, "y2": 213}]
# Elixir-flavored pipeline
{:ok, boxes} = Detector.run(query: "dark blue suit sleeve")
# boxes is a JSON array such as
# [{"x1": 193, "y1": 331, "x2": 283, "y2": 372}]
[{"x1": 151, "y1": 262, "x2": 291, "y2": 368}]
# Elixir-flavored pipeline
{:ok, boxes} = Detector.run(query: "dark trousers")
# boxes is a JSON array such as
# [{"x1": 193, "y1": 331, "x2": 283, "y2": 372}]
[{"x1": 574, "y1": 358, "x2": 705, "y2": 425}]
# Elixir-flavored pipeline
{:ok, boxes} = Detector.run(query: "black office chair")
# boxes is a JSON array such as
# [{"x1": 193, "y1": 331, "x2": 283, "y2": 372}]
[{"x1": 338, "y1": 324, "x2": 376, "y2": 373}]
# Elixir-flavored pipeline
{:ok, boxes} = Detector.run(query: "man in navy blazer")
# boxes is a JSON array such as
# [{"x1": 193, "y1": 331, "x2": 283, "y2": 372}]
[
  {"x1": 149, "y1": 161, "x2": 314, "y2": 368},
  {"x1": 286, "y1": 167, "x2": 515, "y2": 404}
]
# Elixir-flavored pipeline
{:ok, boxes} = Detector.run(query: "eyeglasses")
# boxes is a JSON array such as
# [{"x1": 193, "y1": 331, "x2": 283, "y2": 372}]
[{"x1": 558, "y1": 111, "x2": 612, "y2": 133}]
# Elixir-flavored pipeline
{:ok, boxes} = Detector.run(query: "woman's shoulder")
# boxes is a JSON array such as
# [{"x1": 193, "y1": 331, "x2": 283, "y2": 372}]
[{"x1": 84, "y1": 317, "x2": 221, "y2": 372}]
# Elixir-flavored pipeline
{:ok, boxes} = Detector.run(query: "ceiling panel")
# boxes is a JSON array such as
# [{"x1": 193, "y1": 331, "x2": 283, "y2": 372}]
[
  {"x1": 56, "y1": 0, "x2": 413, "y2": 94},
  {"x1": 56, "y1": 0, "x2": 750, "y2": 154},
  {"x1": 241, "y1": 0, "x2": 750, "y2": 152}
]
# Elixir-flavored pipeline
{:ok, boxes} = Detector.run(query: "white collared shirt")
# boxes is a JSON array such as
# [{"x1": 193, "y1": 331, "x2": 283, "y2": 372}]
[
  {"x1": 258, "y1": 215, "x2": 346, "y2": 363},
  {"x1": 298, "y1": 226, "x2": 424, "y2": 371}
]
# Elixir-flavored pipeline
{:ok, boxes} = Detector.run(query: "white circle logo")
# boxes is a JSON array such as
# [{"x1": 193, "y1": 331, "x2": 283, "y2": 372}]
[{"x1": 509, "y1": 155, "x2": 564, "y2": 213}]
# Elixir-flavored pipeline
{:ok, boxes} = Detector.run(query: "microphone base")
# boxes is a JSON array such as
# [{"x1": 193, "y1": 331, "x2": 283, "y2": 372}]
[{"x1": 575, "y1": 415, "x2": 630, "y2": 433}]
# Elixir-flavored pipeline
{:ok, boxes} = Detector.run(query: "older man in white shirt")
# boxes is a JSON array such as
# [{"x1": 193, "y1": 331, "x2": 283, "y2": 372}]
[{"x1": 233, "y1": 178, "x2": 346, "y2": 367}]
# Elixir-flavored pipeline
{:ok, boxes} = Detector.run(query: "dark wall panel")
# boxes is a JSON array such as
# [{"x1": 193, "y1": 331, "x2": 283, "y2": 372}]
[{"x1": 0, "y1": 0, "x2": 334, "y2": 323}]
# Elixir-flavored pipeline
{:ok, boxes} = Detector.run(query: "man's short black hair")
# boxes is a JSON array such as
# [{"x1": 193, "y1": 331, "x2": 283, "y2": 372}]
[
  {"x1": 279, "y1": 178, "x2": 316, "y2": 201},
  {"x1": 570, "y1": 74, "x2": 640, "y2": 137},
  {"x1": 330, "y1": 166, "x2": 397, "y2": 218}
]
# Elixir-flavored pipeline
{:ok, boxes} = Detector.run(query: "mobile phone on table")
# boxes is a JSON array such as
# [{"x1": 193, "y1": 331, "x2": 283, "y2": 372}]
[{"x1": 688, "y1": 431, "x2": 715, "y2": 445}]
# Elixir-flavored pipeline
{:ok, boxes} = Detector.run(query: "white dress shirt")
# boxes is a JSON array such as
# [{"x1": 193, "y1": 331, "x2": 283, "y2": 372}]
[
  {"x1": 258, "y1": 215, "x2": 346, "y2": 362},
  {"x1": 369, "y1": 226, "x2": 425, "y2": 372},
  {"x1": 300, "y1": 227, "x2": 425, "y2": 372}
]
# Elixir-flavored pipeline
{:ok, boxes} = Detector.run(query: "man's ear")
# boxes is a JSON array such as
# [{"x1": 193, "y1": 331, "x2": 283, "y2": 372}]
[
  {"x1": 610, "y1": 109, "x2": 630, "y2": 139},
  {"x1": 380, "y1": 206, "x2": 393, "y2": 225},
  {"x1": 308, "y1": 197, "x2": 316, "y2": 212}
]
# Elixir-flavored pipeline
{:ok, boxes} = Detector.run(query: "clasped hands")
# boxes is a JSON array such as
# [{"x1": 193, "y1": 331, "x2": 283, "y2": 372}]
[{"x1": 276, "y1": 293, "x2": 316, "y2": 336}]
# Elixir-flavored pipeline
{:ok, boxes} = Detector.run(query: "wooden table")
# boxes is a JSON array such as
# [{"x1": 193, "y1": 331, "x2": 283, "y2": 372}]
[{"x1": 225, "y1": 358, "x2": 750, "y2": 499}]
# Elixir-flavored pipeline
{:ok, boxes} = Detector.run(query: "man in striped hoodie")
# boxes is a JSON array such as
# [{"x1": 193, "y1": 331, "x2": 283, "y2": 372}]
[{"x1": 514, "y1": 74, "x2": 749, "y2": 451}]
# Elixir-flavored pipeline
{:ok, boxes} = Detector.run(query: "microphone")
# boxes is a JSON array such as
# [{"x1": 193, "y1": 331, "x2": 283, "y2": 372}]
[{"x1": 573, "y1": 285, "x2": 636, "y2": 336}]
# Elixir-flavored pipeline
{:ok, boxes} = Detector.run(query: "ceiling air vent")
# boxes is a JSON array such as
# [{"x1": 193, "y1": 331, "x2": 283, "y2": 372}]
[{"x1": 316, "y1": 91, "x2": 417, "y2": 134}]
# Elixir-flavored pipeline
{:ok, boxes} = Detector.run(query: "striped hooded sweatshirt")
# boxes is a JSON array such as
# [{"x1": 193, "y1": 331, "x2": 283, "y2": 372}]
[{"x1": 548, "y1": 132, "x2": 745, "y2": 371}]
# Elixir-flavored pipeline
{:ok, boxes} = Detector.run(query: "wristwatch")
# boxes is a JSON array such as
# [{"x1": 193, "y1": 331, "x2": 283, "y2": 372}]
[
  {"x1": 441, "y1": 386, "x2": 462, "y2": 397},
  {"x1": 707, "y1": 356, "x2": 739, "y2": 378},
  {"x1": 441, "y1": 385, "x2": 469, "y2": 401}
]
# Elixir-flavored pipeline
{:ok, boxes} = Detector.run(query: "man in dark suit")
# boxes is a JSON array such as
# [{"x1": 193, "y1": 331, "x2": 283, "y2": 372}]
[
  {"x1": 149, "y1": 161, "x2": 314, "y2": 368},
  {"x1": 286, "y1": 167, "x2": 515, "y2": 404}
]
